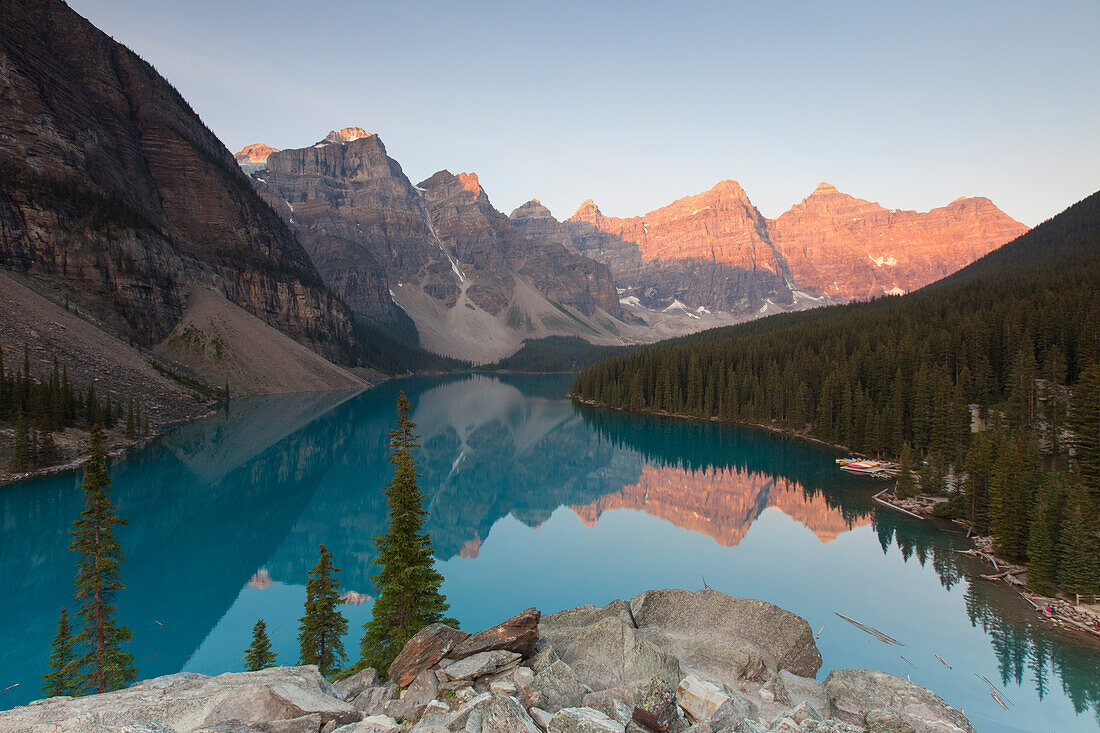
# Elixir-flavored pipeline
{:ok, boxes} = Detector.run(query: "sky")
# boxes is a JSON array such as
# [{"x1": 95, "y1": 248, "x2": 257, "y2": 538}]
[{"x1": 68, "y1": 0, "x2": 1100, "y2": 227}]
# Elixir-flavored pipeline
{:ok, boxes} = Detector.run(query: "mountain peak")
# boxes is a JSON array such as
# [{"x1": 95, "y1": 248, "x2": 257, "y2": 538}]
[
  {"x1": 510, "y1": 199, "x2": 553, "y2": 220},
  {"x1": 234, "y1": 143, "x2": 278, "y2": 164},
  {"x1": 321, "y1": 126, "x2": 372, "y2": 144},
  {"x1": 811, "y1": 181, "x2": 839, "y2": 196},
  {"x1": 458, "y1": 172, "x2": 482, "y2": 196},
  {"x1": 570, "y1": 199, "x2": 603, "y2": 223},
  {"x1": 710, "y1": 179, "x2": 750, "y2": 199}
]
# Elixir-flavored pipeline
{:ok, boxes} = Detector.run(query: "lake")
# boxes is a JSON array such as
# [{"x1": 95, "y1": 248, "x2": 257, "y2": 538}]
[{"x1": 1, "y1": 374, "x2": 1098, "y2": 732}]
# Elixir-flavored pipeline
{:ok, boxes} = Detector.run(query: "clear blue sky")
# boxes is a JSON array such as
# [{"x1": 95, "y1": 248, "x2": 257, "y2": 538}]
[{"x1": 70, "y1": 0, "x2": 1099, "y2": 226}]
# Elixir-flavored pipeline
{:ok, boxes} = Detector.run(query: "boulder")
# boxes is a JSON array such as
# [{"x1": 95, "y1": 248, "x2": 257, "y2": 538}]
[
  {"x1": 390, "y1": 624, "x2": 472, "y2": 688},
  {"x1": 444, "y1": 650, "x2": 524, "y2": 681},
  {"x1": 0, "y1": 667, "x2": 360, "y2": 733},
  {"x1": 491, "y1": 680, "x2": 518, "y2": 695},
  {"x1": 674, "y1": 676, "x2": 747, "y2": 729},
  {"x1": 513, "y1": 667, "x2": 536, "y2": 690},
  {"x1": 445, "y1": 692, "x2": 492, "y2": 731},
  {"x1": 530, "y1": 708, "x2": 554, "y2": 731},
  {"x1": 353, "y1": 684, "x2": 398, "y2": 715},
  {"x1": 384, "y1": 695, "x2": 427, "y2": 723},
  {"x1": 777, "y1": 701, "x2": 823, "y2": 725},
  {"x1": 266, "y1": 714, "x2": 325, "y2": 733},
  {"x1": 482, "y1": 692, "x2": 541, "y2": 733},
  {"x1": 530, "y1": 646, "x2": 561, "y2": 674},
  {"x1": 773, "y1": 671, "x2": 828, "y2": 713},
  {"x1": 584, "y1": 686, "x2": 643, "y2": 724},
  {"x1": 525, "y1": 660, "x2": 588, "y2": 713},
  {"x1": 405, "y1": 668, "x2": 443, "y2": 707},
  {"x1": 865, "y1": 711, "x2": 917, "y2": 733},
  {"x1": 548, "y1": 707, "x2": 626, "y2": 733},
  {"x1": 334, "y1": 714, "x2": 402, "y2": 733},
  {"x1": 823, "y1": 670, "x2": 975, "y2": 733},
  {"x1": 454, "y1": 608, "x2": 541, "y2": 659},
  {"x1": 628, "y1": 590, "x2": 821, "y2": 684},
  {"x1": 337, "y1": 668, "x2": 380, "y2": 701},
  {"x1": 192, "y1": 724, "x2": 265, "y2": 733},
  {"x1": 540, "y1": 602, "x2": 681, "y2": 691},
  {"x1": 631, "y1": 678, "x2": 677, "y2": 732}
]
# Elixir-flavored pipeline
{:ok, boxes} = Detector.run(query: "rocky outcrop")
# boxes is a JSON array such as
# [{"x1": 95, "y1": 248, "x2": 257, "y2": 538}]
[
  {"x1": 453, "y1": 607, "x2": 541, "y2": 658},
  {"x1": 0, "y1": 591, "x2": 975, "y2": 733},
  {"x1": 511, "y1": 181, "x2": 1025, "y2": 312},
  {"x1": 767, "y1": 183, "x2": 1028, "y2": 300},
  {"x1": 539, "y1": 599, "x2": 682, "y2": 691},
  {"x1": 235, "y1": 144, "x2": 279, "y2": 164},
  {"x1": 0, "y1": 0, "x2": 353, "y2": 359},
  {"x1": 387, "y1": 623, "x2": 471, "y2": 688},
  {"x1": 628, "y1": 589, "x2": 822, "y2": 682},
  {"x1": 823, "y1": 670, "x2": 976, "y2": 733},
  {"x1": 0, "y1": 666, "x2": 358, "y2": 733}
]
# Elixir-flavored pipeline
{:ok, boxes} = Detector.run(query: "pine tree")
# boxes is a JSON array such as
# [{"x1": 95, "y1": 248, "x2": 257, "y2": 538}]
[
  {"x1": 11, "y1": 409, "x2": 30, "y2": 471},
  {"x1": 1070, "y1": 361, "x2": 1100, "y2": 500},
  {"x1": 1027, "y1": 485, "x2": 1059, "y2": 595},
  {"x1": 125, "y1": 399, "x2": 136, "y2": 439},
  {"x1": 990, "y1": 438, "x2": 1030, "y2": 562},
  {"x1": 42, "y1": 607, "x2": 78, "y2": 697},
  {"x1": 71, "y1": 426, "x2": 135, "y2": 693},
  {"x1": 895, "y1": 443, "x2": 918, "y2": 498},
  {"x1": 357, "y1": 393, "x2": 456, "y2": 676},
  {"x1": 297, "y1": 544, "x2": 347, "y2": 677},
  {"x1": 246, "y1": 618, "x2": 277, "y2": 671},
  {"x1": 1057, "y1": 483, "x2": 1100, "y2": 596}
]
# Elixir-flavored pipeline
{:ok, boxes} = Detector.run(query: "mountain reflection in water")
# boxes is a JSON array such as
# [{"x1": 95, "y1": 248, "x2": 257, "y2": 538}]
[{"x1": 1, "y1": 374, "x2": 1097, "y2": 732}]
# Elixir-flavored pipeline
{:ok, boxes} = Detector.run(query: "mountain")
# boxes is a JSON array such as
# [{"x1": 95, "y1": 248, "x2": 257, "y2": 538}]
[
  {"x1": 245, "y1": 129, "x2": 723, "y2": 363},
  {"x1": 0, "y1": 0, "x2": 355, "y2": 372},
  {"x1": 511, "y1": 180, "x2": 1025, "y2": 311},
  {"x1": 768, "y1": 183, "x2": 1029, "y2": 299}
]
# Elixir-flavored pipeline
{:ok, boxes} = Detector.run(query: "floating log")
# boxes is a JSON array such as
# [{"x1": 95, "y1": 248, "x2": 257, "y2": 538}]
[
  {"x1": 835, "y1": 613, "x2": 905, "y2": 646},
  {"x1": 935, "y1": 654, "x2": 952, "y2": 669}
]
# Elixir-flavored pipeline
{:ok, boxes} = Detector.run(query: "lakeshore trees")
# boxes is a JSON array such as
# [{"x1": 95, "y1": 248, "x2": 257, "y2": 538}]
[
  {"x1": 70, "y1": 426, "x2": 136, "y2": 693},
  {"x1": 572, "y1": 188, "x2": 1100, "y2": 598},
  {"x1": 297, "y1": 544, "x2": 347, "y2": 677},
  {"x1": 42, "y1": 608, "x2": 77, "y2": 697},
  {"x1": 246, "y1": 619, "x2": 278, "y2": 671},
  {"x1": 356, "y1": 392, "x2": 456, "y2": 676}
]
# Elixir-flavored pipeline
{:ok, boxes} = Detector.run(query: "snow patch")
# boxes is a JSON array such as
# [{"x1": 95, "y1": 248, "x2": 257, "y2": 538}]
[
  {"x1": 870, "y1": 254, "x2": 898, "y2": 267},
  {"x1": 619, "y1": 295, "x2": 642, "y2": 308},
  {"x1": 663, "y1": 300, "x2": 700, "y2": 319},
  {"x1": 886, "y1": 286, "x2": 906, "y2": 296},
  {"x1": 696, "y1": 306, "x2": 711, "y2": 314}
]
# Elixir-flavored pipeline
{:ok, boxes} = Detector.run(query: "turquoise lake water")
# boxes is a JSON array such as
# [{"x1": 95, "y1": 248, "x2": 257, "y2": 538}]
[{"x1": 1, "y1": 373, "x2": 1098, "y2": 731}]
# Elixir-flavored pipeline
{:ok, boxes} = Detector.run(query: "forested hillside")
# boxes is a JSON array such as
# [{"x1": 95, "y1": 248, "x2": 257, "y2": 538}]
[{"x1": 573, "y1": 190, "x2": 1100, "y2": 594}]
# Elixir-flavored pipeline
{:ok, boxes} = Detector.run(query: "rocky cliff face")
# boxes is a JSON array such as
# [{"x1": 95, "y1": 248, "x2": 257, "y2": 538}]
[
  {"x1": 0, "y1": 0, "x2": 352, "y2": 357},
  {"x1": 768, "y1": 182, "x2": 1029, "y2": 298},
  {"x1": 512, "y1": 180, "x2": 1026, "y2": 310},
  {"x1": 248, "y1": 131, "x2": 625, "y2": 363},
  {"x1": 256, "y1": 131, "x2": 441, "y2": 319},
  {"x1": 512, "y1": 187, "x2": 799, "y2": 315}
]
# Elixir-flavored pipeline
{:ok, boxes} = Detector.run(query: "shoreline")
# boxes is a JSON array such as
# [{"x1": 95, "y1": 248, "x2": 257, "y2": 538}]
[
  {"x1": 568, "y1": 394, "x2": 856, "y2": 453},
  {"x1": 0, "y1": 408, "x2": 214, "y2": 487},
  {"x1": 571, "y1": 393, "x2": 1100, "y2": 646}
]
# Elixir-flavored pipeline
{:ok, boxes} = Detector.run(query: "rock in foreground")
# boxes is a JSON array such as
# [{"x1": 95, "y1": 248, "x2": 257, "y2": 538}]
[{"x1": 0, "y1": 590, "x2": 975, "y2": 733}]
